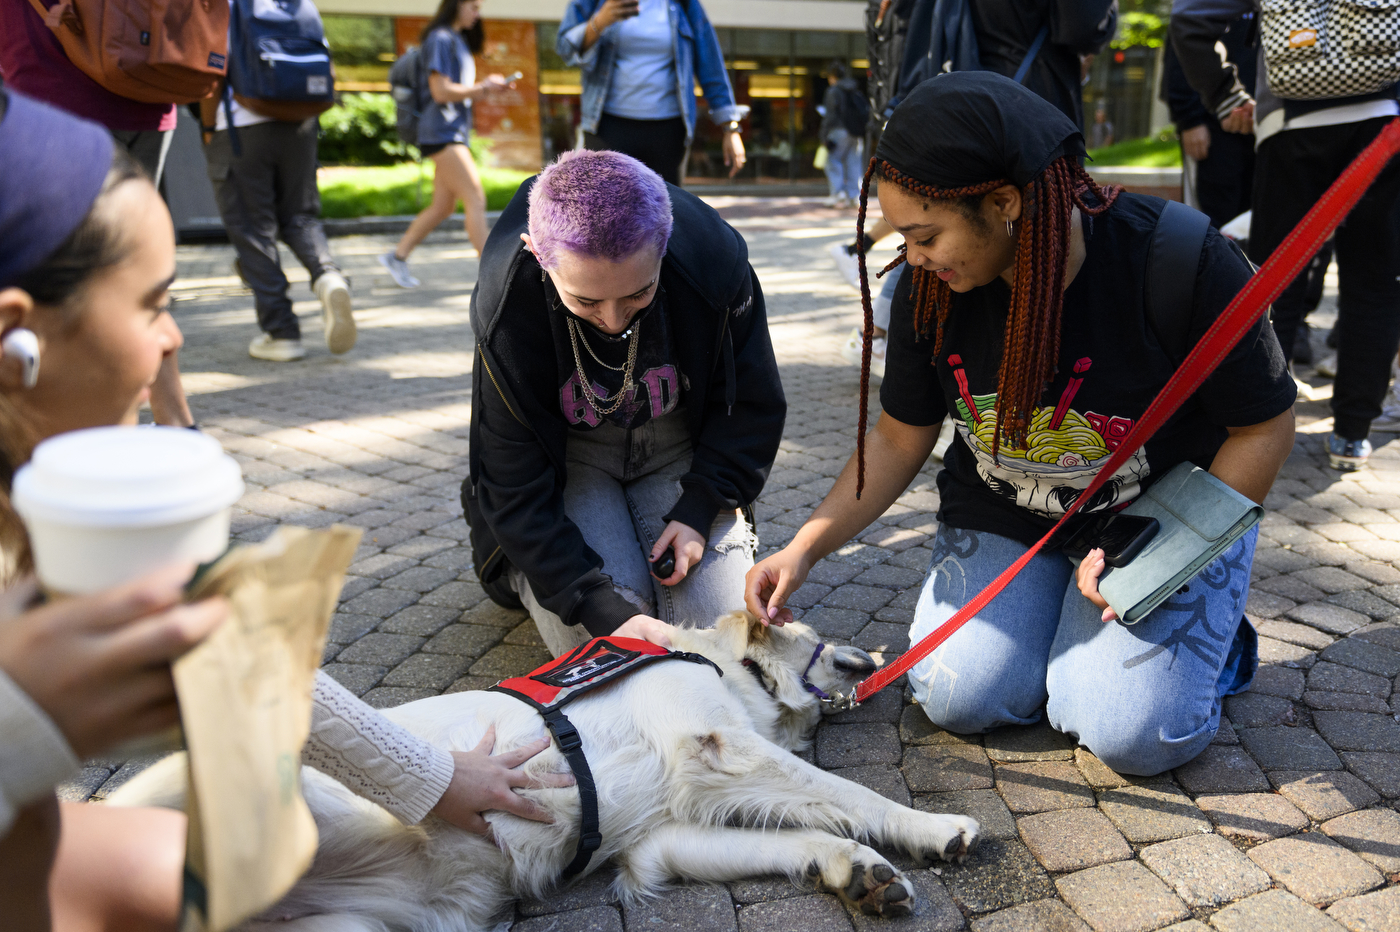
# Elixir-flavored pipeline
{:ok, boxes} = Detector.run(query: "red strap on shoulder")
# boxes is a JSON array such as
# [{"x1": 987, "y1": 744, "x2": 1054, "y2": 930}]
[
  {"x1": 495, "y1": 636, "x2": 672, "y2": 706},
  {"x1": 855, "y1": 118, "x2": 1400, "y2": 704}
]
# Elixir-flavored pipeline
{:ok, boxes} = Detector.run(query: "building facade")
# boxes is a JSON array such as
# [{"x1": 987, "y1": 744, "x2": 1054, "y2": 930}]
[{"x1": 320, "y1": 0, "x2": 868, "y2": 184}]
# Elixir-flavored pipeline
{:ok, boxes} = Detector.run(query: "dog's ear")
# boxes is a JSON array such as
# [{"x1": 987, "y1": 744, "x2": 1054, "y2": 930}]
[
  {"x1": 746, "y1": 611, "x2": 772, "y2": 645},
  {"x1": 715, "y1": 610, "x2": 759, "y2": 659}
]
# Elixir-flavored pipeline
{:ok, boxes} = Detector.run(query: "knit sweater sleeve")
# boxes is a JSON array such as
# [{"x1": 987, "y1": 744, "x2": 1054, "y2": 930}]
[
  {"x1": 304, "y1": 671, "x2": 456, "y2": 825},
  {"x1": 0, "y1": 667, "x2": 79, "y2": 836}
]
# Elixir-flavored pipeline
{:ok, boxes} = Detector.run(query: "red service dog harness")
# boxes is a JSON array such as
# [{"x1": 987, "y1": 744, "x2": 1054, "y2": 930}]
[{"x1": 488, "y1": 637, "x2": 722, "y2": 879}]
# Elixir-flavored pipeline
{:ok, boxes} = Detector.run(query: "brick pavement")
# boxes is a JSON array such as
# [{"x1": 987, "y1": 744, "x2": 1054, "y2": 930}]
[{"x1": 63, "y1": 198, "x2": 1399, "y2": 931}]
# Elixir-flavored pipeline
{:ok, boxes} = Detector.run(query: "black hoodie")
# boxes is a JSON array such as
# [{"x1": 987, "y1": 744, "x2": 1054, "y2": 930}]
[{"x1": 463, "y1": 178, "x2": 786, "y2": 637}]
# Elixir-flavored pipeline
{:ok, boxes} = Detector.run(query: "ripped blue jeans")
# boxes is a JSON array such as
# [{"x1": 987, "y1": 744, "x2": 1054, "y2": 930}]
[
  {"x1": 511, "y1": 408, "x2": 757, "y2": 657},
  {"x1": 908, "y1": 523, "x2": 1259, "y2": 776}
]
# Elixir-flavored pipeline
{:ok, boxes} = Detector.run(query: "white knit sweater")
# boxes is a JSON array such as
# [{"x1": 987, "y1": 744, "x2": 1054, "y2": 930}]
[{"x1": 0, "y1": 668, "x2": 455, "y2": 835}]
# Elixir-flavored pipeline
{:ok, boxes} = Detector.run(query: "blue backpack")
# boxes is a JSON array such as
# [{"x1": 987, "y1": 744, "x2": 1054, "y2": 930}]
[
  {"x1": 388, "y1": 45, "x2": 426, "y2": 147},
  {"x1": 227, "y1": 0, "x2": 335, "y2": 121}
]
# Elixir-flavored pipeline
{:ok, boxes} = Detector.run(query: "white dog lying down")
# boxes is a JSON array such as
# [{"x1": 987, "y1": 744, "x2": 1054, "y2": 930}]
[{"x1": 115, "y1": 611, "x2": 980, "y2": 931}]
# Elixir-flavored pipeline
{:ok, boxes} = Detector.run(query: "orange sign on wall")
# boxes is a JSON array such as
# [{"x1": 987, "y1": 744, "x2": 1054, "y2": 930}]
[{"x1": 394, "y1": 16, "x2": 542, "y2": 172}]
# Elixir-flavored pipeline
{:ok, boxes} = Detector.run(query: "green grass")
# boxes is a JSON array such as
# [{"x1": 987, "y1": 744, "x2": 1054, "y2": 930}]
[
  {"x1": 318, "y1": 161, "x2": 530, "y2": 218},
  {"x1": 1087, "y1": 130, "x2": 1183, "y2": 168}
]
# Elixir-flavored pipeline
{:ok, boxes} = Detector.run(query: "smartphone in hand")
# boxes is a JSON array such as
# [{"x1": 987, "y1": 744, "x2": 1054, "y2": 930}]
[
  {"x1": 616, "y1": 0, "x2": 640, "y2": 17},
  {"x1": 1062, "y1": 513, "x2": 1160, "y2": 568},
  {"x1": 650, "y1": 545, "x2": 676, "y2": 581}
]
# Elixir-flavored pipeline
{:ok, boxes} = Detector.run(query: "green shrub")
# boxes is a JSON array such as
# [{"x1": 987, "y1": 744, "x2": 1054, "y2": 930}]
[
  {"x1": 1088, "y1": 128, "x2": 1182, "y2": 168},
  {"x1": 319, "y1": 92, "x2": 414, "y2": 166},
  {"x1": 319, "y1": 93, "x2": 498, "y2": 167}
]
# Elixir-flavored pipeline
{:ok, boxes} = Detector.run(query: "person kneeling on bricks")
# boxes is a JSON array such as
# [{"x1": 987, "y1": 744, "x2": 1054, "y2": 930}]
[
  {"x1": 465, "y1": 150, "x2": 785, "y2": 654},
  {"x1": 746, "y1": 73, "x2": 1297, "y2": 777}
]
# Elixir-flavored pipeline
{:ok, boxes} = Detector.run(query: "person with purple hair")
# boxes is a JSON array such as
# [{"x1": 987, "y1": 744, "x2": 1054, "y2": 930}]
[{"x1": 464, "y1": 149, "x2": 784, "y2": 653}]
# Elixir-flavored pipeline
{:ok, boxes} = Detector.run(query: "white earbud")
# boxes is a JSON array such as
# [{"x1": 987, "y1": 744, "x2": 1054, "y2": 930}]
[{"x1": 2, "y1": 328, "x2": 40, "y2": 389}]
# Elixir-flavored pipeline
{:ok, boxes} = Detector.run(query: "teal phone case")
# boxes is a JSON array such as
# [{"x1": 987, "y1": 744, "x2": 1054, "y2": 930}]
[{"x1": 1098, "y1": 462, "x2": 1263, "y2": 625}]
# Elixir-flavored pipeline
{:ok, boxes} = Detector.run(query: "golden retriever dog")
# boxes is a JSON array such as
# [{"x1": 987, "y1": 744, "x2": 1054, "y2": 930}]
[{"x1": 115, "y1": 612, "x2": 980, "y2": 931}]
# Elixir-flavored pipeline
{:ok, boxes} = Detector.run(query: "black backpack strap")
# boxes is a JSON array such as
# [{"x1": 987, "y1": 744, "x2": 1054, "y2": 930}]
[
  {"x1": 1145, "y1": 199, "x2": 1212, "y2": 366},
  {"x1": 541, "y1": 707, "x2": 603, "y2": 880}
]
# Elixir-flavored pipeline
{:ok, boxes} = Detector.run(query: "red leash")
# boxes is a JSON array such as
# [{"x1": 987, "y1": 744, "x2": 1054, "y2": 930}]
[{"x1": 851, "y1": 117, "x2": 1400, "y2": 705}]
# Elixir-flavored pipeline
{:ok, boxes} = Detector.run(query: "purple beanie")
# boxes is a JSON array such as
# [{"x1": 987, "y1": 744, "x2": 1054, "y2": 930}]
[
  {"x1": 527, "y1": 150, "x2": 673, "y2": 270},
  {"x1": 0, "y1": 89, "x2": 115, "y2": 290}
]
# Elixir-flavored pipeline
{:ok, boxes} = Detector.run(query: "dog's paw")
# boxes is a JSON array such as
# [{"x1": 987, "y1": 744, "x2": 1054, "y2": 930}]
[
  {"x1": 821, "y1": 844, "x2": 916, "y2": 918},
  {"x1": 913, "y1": 813, "x2": 980, "y2": 865}
]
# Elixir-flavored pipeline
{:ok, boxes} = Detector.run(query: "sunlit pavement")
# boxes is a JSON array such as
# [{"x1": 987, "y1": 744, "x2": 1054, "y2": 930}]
[{"x1": 64, "y1": 199, "x2": 1399, "y2": 930}]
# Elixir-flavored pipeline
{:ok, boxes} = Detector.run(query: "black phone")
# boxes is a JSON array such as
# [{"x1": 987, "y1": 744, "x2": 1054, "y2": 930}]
[
  {"x1": 1062, "y1": 513, "x2": 1160, "y2": 568},
  {"x1": 651, "y1": 545, "x2": 676, "y2": 580}
]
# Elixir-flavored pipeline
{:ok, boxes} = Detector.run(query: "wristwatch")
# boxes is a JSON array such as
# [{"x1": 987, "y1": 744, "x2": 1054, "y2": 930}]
[{"x1": 726, "y1": 120, "x2": 742, "y2": 133}]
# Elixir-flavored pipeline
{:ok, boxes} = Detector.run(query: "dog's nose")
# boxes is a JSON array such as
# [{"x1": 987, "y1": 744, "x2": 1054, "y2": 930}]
[{"x1": 832, "y1": 646, "x2": 877, "y2": 676}]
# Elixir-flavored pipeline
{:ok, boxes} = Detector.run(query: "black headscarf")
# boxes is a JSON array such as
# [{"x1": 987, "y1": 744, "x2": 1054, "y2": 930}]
[{"x1": 874, "y1": 71, "x2": 1085, "y2": 190}]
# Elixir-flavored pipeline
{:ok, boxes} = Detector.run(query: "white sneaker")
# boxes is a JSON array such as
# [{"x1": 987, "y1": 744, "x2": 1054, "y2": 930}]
[
  {"x1": 378, "y1": 251, "x2": 420, "y2": 289},
  {"x1": 314, "y1": 271, "x2": 356, "y2": 354},
  {"x1": 1314, "y1": 353, "x2": 1337, "y2": 378},
  {"x1": 248, "y1": 333, "x2": 306, "y2": 362},
  {"x1": 839, "y1": 326, "x2": 886, "y2": 380},
  {"x1": 828, "y1": 242, "x2": 862, "y2": 292}
]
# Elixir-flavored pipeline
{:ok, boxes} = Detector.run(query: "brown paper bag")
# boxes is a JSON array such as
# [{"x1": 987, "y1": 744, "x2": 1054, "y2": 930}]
[{"x1": 174, "y1": 524, "x2": 361, "y2": 932}]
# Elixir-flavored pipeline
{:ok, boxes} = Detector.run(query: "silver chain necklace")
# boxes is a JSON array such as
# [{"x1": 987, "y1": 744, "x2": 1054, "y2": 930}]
[{"x1": 566, "y1": 316, "x2": 641, "y2": 416}]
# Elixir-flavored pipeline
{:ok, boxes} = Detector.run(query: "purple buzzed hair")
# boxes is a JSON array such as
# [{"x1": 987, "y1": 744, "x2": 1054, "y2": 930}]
[{"x1": 527, "y1": 150, "x2": 673, "y2": 270}]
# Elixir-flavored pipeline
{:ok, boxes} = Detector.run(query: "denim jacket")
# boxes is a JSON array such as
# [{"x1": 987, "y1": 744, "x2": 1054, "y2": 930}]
[{"x1": 557, "y1": 0, "x2": 748, "y2": 142}]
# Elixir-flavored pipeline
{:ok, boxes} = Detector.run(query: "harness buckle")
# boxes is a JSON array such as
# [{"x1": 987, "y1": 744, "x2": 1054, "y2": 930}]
[
  {"x1": 547, "y1": 713, "x2": 583, "y2": 752},
  {"x1": 579, "y1": 830, "x2": 603, "y2": 853}
]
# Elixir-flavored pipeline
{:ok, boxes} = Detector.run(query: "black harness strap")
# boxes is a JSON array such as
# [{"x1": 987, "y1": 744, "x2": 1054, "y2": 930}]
[{"x1": 540, "y1": 707, "x2": 602, "y2": 879}]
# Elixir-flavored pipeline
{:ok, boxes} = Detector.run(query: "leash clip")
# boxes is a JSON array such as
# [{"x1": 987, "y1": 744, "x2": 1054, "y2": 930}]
[{"x1": 819, "y1": 690, "x2": 861, "y2": 712}]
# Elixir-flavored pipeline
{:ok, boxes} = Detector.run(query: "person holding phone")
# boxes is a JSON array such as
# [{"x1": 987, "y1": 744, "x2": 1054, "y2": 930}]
[
  {"x1": 465, "y1": 149, "x2": 784, "y2": 656},
  {"x1": 745, "y1": 73, "x2": 1297, "y2": 778},
  {"x1": 380, "y1": 0, "x2": 515, "y2": 289},
  {"x1": 556, "y1": 0, "x2": 748, "y2": 185}
]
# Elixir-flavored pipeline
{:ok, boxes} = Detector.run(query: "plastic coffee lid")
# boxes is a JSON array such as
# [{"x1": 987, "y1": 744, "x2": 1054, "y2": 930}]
[{"x1": 13, "y1": 426, "x2": 245, "y2": 528}]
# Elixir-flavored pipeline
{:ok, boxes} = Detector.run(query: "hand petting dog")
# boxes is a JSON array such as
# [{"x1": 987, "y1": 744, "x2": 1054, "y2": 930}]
[{"x1": 430, "y1": 725, "x2": 576, "y2": 836}]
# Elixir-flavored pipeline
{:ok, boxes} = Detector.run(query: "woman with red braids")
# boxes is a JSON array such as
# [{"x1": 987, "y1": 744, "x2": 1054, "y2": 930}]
[{"x1": 745, "y1": 73, "x2": 1297, "y2": 777}]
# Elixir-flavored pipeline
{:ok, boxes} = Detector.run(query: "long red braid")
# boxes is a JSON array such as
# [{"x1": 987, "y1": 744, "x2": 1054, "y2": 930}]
[{"x1": 853, "y1": 156, "x2": 1122, "y2": 497}]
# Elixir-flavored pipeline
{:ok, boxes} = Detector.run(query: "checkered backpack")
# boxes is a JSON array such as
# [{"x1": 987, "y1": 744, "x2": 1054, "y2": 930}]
[{"x1": 1260, "y1": 0, "x2": 1400, "y2": 100}]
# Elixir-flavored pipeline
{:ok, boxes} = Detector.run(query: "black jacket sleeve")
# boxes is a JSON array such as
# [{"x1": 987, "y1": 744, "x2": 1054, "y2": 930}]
[
  {"x1": 1169, "y1": 0, "x2": 1257, "y2": 120},
  {"x1": 1050, "y1": 0, "x2": 1118, "y2": 55},
  {"x1": 663, "y1": 268, "x2": 786, "y2": 536},
  {"x1": 473, "y1": 345, "x2": 639, "y2": 637},
  {"x1": 1162, "y1": 40, "x2": 1212, "y2": 130}
]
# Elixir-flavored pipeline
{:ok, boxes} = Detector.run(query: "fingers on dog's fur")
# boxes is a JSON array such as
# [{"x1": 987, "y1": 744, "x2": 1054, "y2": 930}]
[{"x1": 817, "y1": 841, "x2": 916, "y2": 919}]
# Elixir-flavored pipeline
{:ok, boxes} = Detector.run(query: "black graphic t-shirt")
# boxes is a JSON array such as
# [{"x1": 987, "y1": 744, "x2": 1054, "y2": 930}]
[
  {"x1": 879, "y1": 193, "x2": 1295, "y2": 549},
  {"x1": 547, "y1": 279, "x2": 685, "y2": 431}
]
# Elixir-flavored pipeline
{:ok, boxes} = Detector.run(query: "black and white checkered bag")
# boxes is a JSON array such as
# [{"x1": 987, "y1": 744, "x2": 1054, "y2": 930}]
[{"x1": 1261, "y1": 0, "x2": 1400, "y2": 100}]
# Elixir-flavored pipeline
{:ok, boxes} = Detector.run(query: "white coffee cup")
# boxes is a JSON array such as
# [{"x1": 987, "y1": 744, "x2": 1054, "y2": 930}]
[{"x1": 12, "y1": 426, "x2": 245, "y2": 595}]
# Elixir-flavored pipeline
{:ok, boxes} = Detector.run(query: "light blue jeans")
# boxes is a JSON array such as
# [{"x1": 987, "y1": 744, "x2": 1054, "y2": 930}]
[
  {"x1": 511, "y1": 409, "x2": 757, "y2": 656},
  {"x1": 908, "y1": 523, "x2": 1259, "y2": 776},
  {"x1": 824, "y1": 128, "x2": 864, "y2": 201}
]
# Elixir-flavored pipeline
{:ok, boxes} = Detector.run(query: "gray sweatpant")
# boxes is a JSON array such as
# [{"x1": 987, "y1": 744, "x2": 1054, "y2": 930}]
[{"x1": 204, "y1": 119, "x2": 338, "y2": 340}]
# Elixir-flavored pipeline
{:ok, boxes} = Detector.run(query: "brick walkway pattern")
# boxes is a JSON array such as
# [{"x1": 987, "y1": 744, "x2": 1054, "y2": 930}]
[{"x1": 63, "y1": 199, "x2": 1399, "y2": 932}]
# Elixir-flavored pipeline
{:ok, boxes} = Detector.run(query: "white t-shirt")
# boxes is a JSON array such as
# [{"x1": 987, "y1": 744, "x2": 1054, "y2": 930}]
[{"x1": 214, "y1": 94, "x2": 276, "y2": 132}]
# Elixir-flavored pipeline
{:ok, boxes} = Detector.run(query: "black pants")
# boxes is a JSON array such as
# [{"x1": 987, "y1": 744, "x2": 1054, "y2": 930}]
[
  {"x1": 111, "y1": 128, "x2": 174, "y2": 189},
  {"x1": 204, "y1": 119, "x2": 339, "y2": 340},
  {"x1": 1186, "y1": 119, "x2": 1254, "y2": 230},
  {"x1": 1250, "y1": 117, "x2": 1400, "y2": 441},
  {"x1": 584, "y1": 114, "x2": 688, "y2": 185}
]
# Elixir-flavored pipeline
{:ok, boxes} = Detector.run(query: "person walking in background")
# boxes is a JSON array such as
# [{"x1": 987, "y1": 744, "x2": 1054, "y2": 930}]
[
  {"x1": 202, "y1": 0, "x2": 354, "y2": 364},
  {"x1": 820, "y1": 61, "x2": 869, "y2": 209},
  {"x1": 557, "y1": 0, "x2": 748, "y2": 185},
  {"x1": 1173, "y1": 0, "x2": 1400, "y2": 471},
  {"x1": 379, "y1": 0, "x2": 512, "y2": 289},
  {"x1": 1086, "y1": 101, "x2": 1113, "y2": 148}
]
